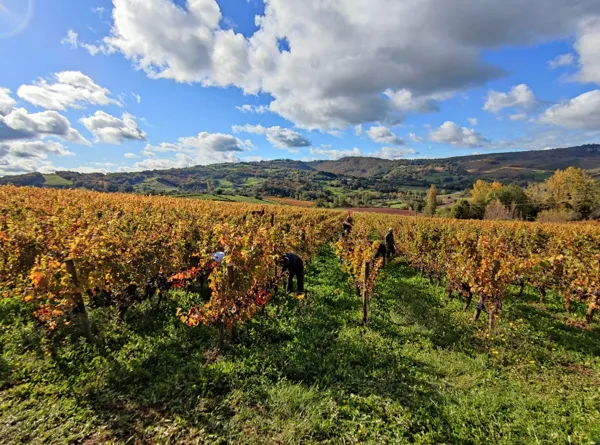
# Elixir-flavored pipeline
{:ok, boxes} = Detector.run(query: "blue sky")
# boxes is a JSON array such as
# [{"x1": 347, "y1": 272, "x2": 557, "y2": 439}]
[{"x1": 1, "y1": 0, "x2": 600, "y2": 175}]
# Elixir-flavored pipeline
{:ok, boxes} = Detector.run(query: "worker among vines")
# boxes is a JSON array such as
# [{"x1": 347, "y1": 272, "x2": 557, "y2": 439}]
[
  {"x1": 385, "y1": 228, "x2": 396, "y2": 259},
  {"x1": 375, "y1": 240, "x2": 387, "y2": 263},
  {"x1": 281, "y1": 252, "x2": 304, "y2": 293},
  {"x1": 342, "y1": 212, "x2": 353, "y2": 237}
]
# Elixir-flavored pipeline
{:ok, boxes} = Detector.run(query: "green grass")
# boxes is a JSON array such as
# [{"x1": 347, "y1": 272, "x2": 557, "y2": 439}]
[
  {"x1": 0, "y1": 248, "x2": 599, "y2": 444},
  {"x1": 42, "y1": 174, "x2": 72, "y2": 186},
  {"x1": 134, "y1": 177, "x2": 178, "y2": 193}
]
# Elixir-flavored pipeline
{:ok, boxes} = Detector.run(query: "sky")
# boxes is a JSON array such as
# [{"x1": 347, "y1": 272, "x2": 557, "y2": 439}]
[{"x1": 1, "y1": 0, "x2": 600, "y2": 175}]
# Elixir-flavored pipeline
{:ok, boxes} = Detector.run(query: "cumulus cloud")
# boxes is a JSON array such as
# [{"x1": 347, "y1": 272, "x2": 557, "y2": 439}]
[
  {"x1": 539, "y1": 90, "x2": 600, "y2": 129},
  {"x1": 483, "y1": 84, "x2": 537, "y2": 113},
  {"x1": 0, "y1": 88, "x2": 17, "y2": 116},
  {"x1": 232, "y1": 124, "x2": 310, "y2": 150},
  {"x1": 134, "y1": 153, "x2": 195, "y2": 171},
  {"x1": 138, "y1": 131, "x2": 252, "y2": 170},
  {"x1": 574, "y1": 17, "x2": 600, "y2": 84},
  {"x1": 367, "y1": 125, "x2": 404, "y2": 145},
  {"x1": 429, "y1": 121, "x2": 489, "y2": 148},
  {"x1": 0, "y1": 140, "x2": 73, "y2": 159},
  {"x1": 236, "y1": 104, "x2": 268, "y2": 114},
  {"x1": 81, "y1": 111, "x2": 146, "y2": 144},
  {"x1": 354, "y1": 125, "x2": 363, "y2": 136},
  {"x1": 94, "y1": 0, "x2": 600, "y2": 131},
  {"x1": 0, "y1": 140, "x2": 75, "y2": 176},
  {"x1": 369, "y1": 146, "x2": 417, "y2": 160},
  {"x1": 309, "y1": 145, "x2": 415, "y2": 160},
  {"x1": 124, "y1": 152, "x2": 140, "y2": 158},
  {"x1": 548, "y1": 53, "x2": 575, "y2": 69},
  {"x1": 468, "y1": 117, "x2": 478, "y2": 126},
  {"x1": 132, "y1": 93, "x2": 141, "y2": 104},
  {"x1": 0, "y1": 107, "x2": 90, "y2": 145},
  {"x1": 384, "y1": 89, "x2": 444, "y2": 114},
  {"x1": 17, "y1": 71, "x2": 121, "y2": 110},
  {"x1": 309, "y1": 147, "x2": 361, "y2": 160}
]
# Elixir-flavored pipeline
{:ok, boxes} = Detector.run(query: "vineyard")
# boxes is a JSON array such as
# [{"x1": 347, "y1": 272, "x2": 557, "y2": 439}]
[{"x1": 0, "y1": 186, "x2": 599, "y2": 443}]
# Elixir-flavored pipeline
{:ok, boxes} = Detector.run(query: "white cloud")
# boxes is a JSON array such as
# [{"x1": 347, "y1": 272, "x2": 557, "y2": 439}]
[
  {"x1": 17, "y1": 71, "x2": 121, "y2": 110},
  {"x1": 132, "y1": 93, "x2": 141, "y2": 104},
  {"x1": 139, "y1": 131, "x2": 251, "y2": 169},
  {"x1": 0, "y1": 140, "x2": 74, "y2": 176},
  {"x1": 60, "y1": 29, "x2": 106, "y2": 56},
  {"x1": 574, "y1": 17, "x2": 600, "y2": 84},
  {"x1": 483, "y1": 84, "x2": 537, "y2": 113},
  {"x1": 467, "y1": 117, "x2": 478, "y2": 126},
  {"x1": 236, "y1": 104, "x2": 267, "y2": 114},
  {"x1": 124, "y1": 152, "x2": 140, "y2": 158},
  {"x1": 368, "y1": 146, "x2": 417, "y2": 160},
  {"x1": 430, "y1": 121, "x2": 489, "y2": 148},
  {"x1": 510, "y1": 113, "x2": 528, "y2": 121},
  {"x1": 367, "y1": 125, "x2": 404, "y2": 145},
  {"x1": 384, "y1": 89, "x2": 444, "y2": 114},
  {"x1": 96, "y1": 0, "x2": 600, "y2": 131},
  {"x1": 134, "y1": 153, "x2": 195, "y2": 171},
  {"x1": 0, "y1": 88, "x2": 17, "y2": 116},
  {"x1": 548, "y1": 53, "x2": 575, "y2": 69},
  {"x1": 0, "y1": 107, "x2": 90, "y2": 145},
  {"x1": 0, "y1": 140, "x2": 73, "y2": 159},
  {"x1": 309, "y1": 147, "x2": 362, "y2": 160},
  {"x1": 309, "y1": 145, "x2": 415, "y2": 160},
  {"x1": 539, "y1": 90, "x2": 600, "y2": 129},
  {"x1": 232, "y1": 124, "x2": 310, "y2": 150},
  {"x1": 81, "y1": 111, "x2": 147, "y2": 144},
  {"x1": 409, "y1": 132, "x2": 424, "y2": 143},
  {"x1": 354, "y1": 124, "x2": 362, "y2": 136},
  {"x1": 61, "y1": 29, "x2": 79, "y2": 48}
]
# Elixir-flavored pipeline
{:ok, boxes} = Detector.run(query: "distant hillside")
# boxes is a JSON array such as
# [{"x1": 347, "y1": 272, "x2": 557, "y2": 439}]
[
  {"x1": 311, "y1": 144, "x2": 600, "y2": 186},
  {"x1": 1, "y1": 144, "x2": 599, "y2": 203}
]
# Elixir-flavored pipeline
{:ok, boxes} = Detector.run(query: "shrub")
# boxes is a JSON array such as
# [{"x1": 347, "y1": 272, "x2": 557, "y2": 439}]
[{"x1": 536, "y1": 209, "x2": 579, "y2": 223}]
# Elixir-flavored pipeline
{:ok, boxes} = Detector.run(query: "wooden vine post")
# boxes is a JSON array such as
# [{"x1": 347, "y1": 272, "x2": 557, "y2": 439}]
[
  {"x1": 362, "y1": 260, "x2": 371, "y2": 325},
  {"x1": 64, "y1": 259, "x2": 93, "y2": 342}
]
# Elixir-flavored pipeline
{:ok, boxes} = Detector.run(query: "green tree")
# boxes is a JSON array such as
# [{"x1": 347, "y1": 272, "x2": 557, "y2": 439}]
[
  {"x1": 451, "y1": 200, "x2": 473, "y2": 219},
  {"x1": 488, "y1": 185, "x2": 534, "y2": 220},
  {"x1": 408, "y1": 197, "x2": 425, "y2": 215},
  {"x1": 424, "y1": 185, "x2": 437, "y2": 216}
]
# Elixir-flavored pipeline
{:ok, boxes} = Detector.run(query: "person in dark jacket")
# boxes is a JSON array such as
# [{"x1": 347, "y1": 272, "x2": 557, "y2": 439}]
[
  {"x1": 281, "y1": 252, "x2": 304, "y2": 293},
  {"x1": 375, "y1": 241, "x2": 387, "y2": 261},
  {"x1": 385, "y1": 228, "x2": 396, "y2": 259},
  {"x1": 342, "y1": 213, "x2": 353, "y2": 237}
]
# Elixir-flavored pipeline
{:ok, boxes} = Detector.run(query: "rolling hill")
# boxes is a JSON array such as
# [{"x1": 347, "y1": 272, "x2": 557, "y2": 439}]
[{"x1": 1, "y1": 144, "x2": 599, "y2": 204}]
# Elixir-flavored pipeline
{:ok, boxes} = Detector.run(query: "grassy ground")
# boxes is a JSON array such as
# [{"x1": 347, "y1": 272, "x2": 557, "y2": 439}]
[
  {"x1": 0, "y1": 249, "x2": 599, "y2": 444},
  {"x1": 42, "y1": 174, "x2": 73, "y2": 187},
  {"x1": 134, "y1": 178, "x2": 179, "y2": 194}
]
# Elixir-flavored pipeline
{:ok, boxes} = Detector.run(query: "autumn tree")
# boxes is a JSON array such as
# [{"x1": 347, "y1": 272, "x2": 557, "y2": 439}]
[
  {"x1": 424, "y1": 185, "x2": 438, "y2": 216},
  {"x1": 470, "y1": 180, "x2": 502, "y2": 204},
  {"x1": 545, "y1": 167, "x2": 598, "y2": 219}
]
